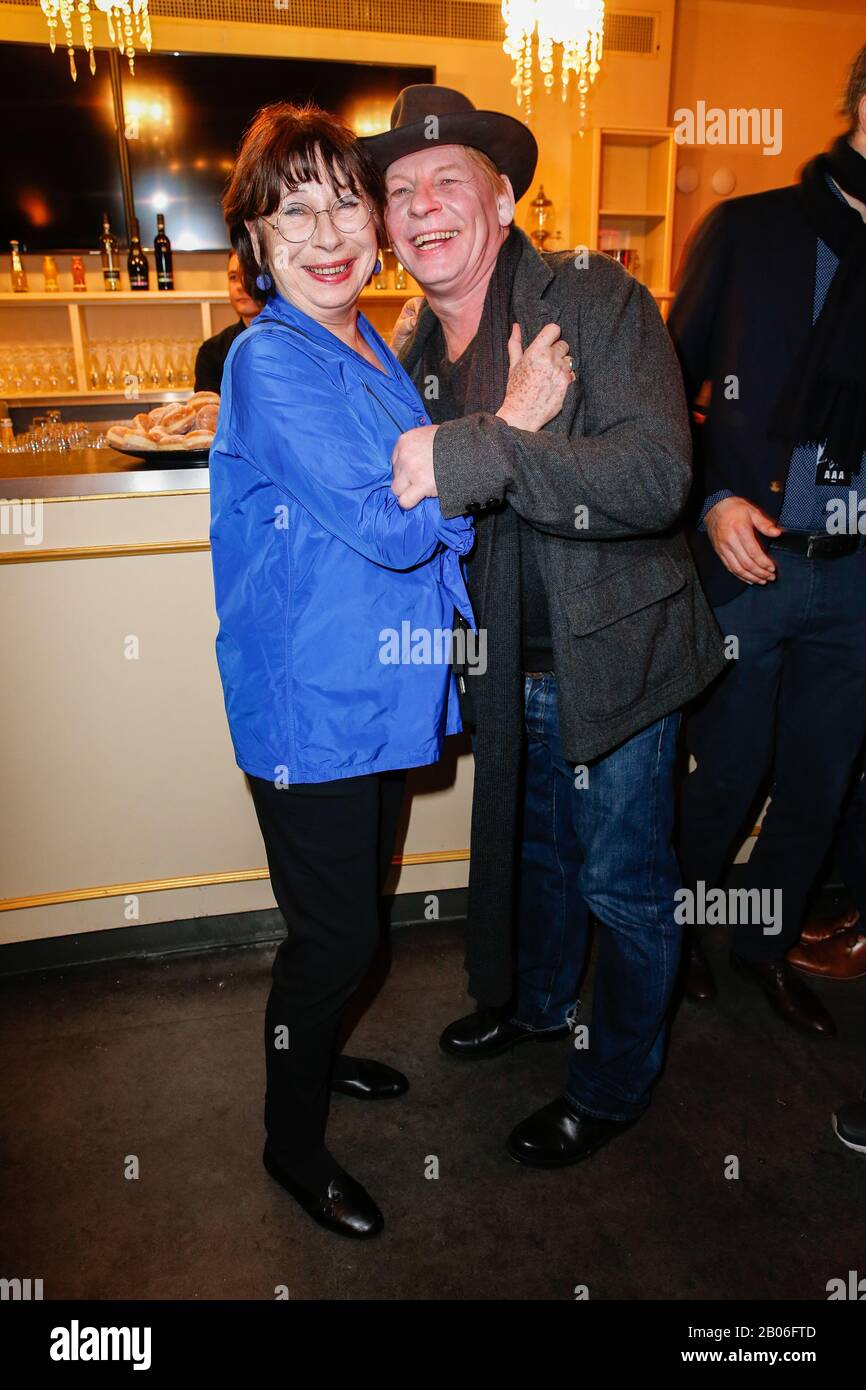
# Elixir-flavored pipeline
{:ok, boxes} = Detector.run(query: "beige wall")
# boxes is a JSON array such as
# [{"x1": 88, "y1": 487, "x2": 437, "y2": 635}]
[{"x1": 670, "y1": 0, "x2": 865, "y2": 277}]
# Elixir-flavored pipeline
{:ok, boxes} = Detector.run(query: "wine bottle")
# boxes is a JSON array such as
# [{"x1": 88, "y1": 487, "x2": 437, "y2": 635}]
[
  {"x1": 154, "y1": 213, "x2": 174, "y2": 291},
  {"x1": 10, "y1": 240, "x2": 28, "y2": 292},
  {"x1": 127, "y1": 216, "x2": 149, "y2": 291},
  {"x1": 99, "y1": 213, "x2": 121, "y2": 291},
  {"x1": 42, "y1": 255, "x2": 59, "y2": 291}
]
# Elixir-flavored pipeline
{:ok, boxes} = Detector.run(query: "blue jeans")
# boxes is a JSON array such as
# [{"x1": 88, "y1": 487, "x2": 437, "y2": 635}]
[{"x1": 513, "y1": 676, "x2": 683, "y2": 1122}]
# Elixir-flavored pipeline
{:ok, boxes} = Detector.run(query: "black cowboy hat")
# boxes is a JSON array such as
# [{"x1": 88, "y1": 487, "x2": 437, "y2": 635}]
[{"x1": 360, "y1": 84, "x2": 538, "y2": 203}]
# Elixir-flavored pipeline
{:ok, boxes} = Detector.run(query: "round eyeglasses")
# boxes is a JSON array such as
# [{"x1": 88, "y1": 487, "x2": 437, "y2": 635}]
[{"x1": 263, "y1": 194, "x2": 374, "y2": 244}]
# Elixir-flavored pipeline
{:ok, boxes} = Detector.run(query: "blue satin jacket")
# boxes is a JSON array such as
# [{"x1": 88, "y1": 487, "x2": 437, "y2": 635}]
[{"x1": 208, "y1": 289, "x2": 475, "y2": 784}]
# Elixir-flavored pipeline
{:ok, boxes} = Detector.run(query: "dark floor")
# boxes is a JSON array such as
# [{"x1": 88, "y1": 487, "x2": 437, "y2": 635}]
[{"x1": 1, "y1": 919, "x2": 864, "y2": 1301}]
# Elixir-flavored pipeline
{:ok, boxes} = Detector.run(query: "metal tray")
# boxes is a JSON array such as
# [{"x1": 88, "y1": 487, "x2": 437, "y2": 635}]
[{"x1": 110, "y1": 444, "x2": 211, "y2": 467}]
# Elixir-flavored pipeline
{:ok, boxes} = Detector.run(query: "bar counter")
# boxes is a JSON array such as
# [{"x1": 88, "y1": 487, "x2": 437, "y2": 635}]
[
  {"x1": 0, "y1": 447, "x2": 209, "y2": 499},
  {"x1": 0, "y1": 450, "x2": 473, "y2": 946}
]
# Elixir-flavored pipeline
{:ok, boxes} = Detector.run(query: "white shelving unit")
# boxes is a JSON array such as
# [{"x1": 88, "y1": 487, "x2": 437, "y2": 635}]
[
  {"x1": 0, "y1": 288, "x2": 417, "y2": 406},
  {"x1": 571, "y1": 127, "x2": 677, "y2": 310},
  {"x1": 7, "y1": 389, "x2": 193, "y2": 408}
]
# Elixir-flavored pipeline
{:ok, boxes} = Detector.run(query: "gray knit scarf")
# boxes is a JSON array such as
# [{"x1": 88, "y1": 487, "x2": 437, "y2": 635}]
[{"x1": 446, "y1": 226, "x2": 526, "y2": 1006}]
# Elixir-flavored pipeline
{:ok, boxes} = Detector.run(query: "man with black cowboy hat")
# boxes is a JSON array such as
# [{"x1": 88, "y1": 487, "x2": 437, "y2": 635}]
[
  {"x1": 362, "y1": 87, "x2": 725, "y2": 1167},
  {"x1": 669, "y1": 43, "x2": 866, "y2": 1030}
]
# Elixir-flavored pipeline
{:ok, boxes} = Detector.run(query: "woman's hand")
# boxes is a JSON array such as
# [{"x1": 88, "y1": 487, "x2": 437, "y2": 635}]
[
  {"x1": 390, "y1": 296, "x2": 424, "y2": 355},
  {"x1": 496, "y1": 322, "x2": 575, "y2": 432}
]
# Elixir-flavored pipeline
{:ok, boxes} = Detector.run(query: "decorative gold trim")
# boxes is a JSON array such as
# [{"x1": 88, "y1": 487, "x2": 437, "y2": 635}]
[
  {"x1": 0, "y1": 489, "x2": 209, "y2": 505},
  {"x1": 39, "y1": 489, "x2": 210, "y2": 504},
  {"x1": 398, "y1": 850, "x2": 470, "y2": 867},
  {"x1": 0, "y1": 851, "x2": 471, "y2": 912},
  {"x1": 0, "y1": 539, "x2": 211, "y2": 563}
]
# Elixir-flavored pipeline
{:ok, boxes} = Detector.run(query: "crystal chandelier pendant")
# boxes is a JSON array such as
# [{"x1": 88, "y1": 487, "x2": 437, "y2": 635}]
[
  {"x1": 41, "y1": 0, "x2": 153, "y2": 81},
  {"x1": 502, "y1": 0, "x2": 605, "y2": 126}
]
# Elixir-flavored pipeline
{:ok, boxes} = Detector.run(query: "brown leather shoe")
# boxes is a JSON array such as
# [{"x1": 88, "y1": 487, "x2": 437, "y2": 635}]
[
  {"x1": 787, "y1": 929, "x2": 866, "y2": 981},
  {"x1": 683, "y1": 930, "x2": 716, "y2": 1001},
  {"x1": 800, "y1": 907, "x2": 860, "y2": 945},
  {"x1": 730, "y1": 951, "x2": 836, "y2": 1036}
]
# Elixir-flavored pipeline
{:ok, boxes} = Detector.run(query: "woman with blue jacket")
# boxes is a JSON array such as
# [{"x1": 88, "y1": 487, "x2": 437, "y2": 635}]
[{"x1": 209, "y1": 104, "x2": 475, "y2": 1239}]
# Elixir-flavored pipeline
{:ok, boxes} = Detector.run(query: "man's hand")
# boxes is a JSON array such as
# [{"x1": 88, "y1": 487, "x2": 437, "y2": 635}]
[
  {"x1": 705, "y1": 496, "x2": 782, "y2": 584},
  {"x1": 495, "y1": 322, "x2": 575, "y2": 432},
  {"x1": 391, "y1": 424, "x2": 440, "y2": 510}
]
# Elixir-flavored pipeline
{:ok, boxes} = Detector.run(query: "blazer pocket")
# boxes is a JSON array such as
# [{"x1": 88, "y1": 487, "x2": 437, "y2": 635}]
[{"x1": 558, "y1": 553, "x2": 692, "y2": 721}]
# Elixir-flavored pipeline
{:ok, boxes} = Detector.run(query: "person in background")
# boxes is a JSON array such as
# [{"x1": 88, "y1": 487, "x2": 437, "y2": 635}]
[
  {"x1": 194, "y1": 251, "x2": 263, "y2": 392},
  {"x1": 668, "y1": 44, "x2": 866, "y2": 1032},
  {"x1": 786, "y1": 759, "x2": 866, "y2": 980}
]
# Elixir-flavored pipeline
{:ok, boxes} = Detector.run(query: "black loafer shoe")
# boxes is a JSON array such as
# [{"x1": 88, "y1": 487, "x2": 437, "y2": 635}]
[
  {"x1": 262, "y1": 1144, "x2": 384, "y2": 1239},
  {"x1": 440, "y1": 1006, "x2": 570, "y2": 1059},
  {"x1": 730, "y1": 951, "x2": 836, "y2": 1036},
  {"x1": 330, "y1": 1056, "x2": 409, "y2": 1100},
  {"x1": 506, "y1": 1096, "x2": 636, "y2": 1168}
]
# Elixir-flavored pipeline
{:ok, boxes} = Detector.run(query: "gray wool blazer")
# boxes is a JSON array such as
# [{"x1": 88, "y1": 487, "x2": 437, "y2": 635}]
[{"x1": 400, "y1": 228, "x2": 727, "y2": 765}]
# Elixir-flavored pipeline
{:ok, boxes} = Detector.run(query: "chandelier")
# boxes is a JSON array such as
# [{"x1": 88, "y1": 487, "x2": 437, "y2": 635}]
[
  {"x1": 502, "y1": 0, "x2": 605, "y2": 123},
  {"x1": 40, "y1": 1, "x2": 152, "y2": 81}
]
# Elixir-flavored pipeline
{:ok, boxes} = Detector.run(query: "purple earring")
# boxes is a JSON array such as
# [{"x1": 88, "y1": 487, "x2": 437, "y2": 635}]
[
  {"x1": 373, "y1": 258, "x2": 382, "y2": 275},
  {"x1": 255, "y1": 270, "x2": 272, "y2": 291}
]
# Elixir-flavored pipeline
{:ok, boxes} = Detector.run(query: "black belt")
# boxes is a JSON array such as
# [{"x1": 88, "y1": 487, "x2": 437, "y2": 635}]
[{"x1": 769, "y1": 532, "x2": 864, "y2": 559}]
